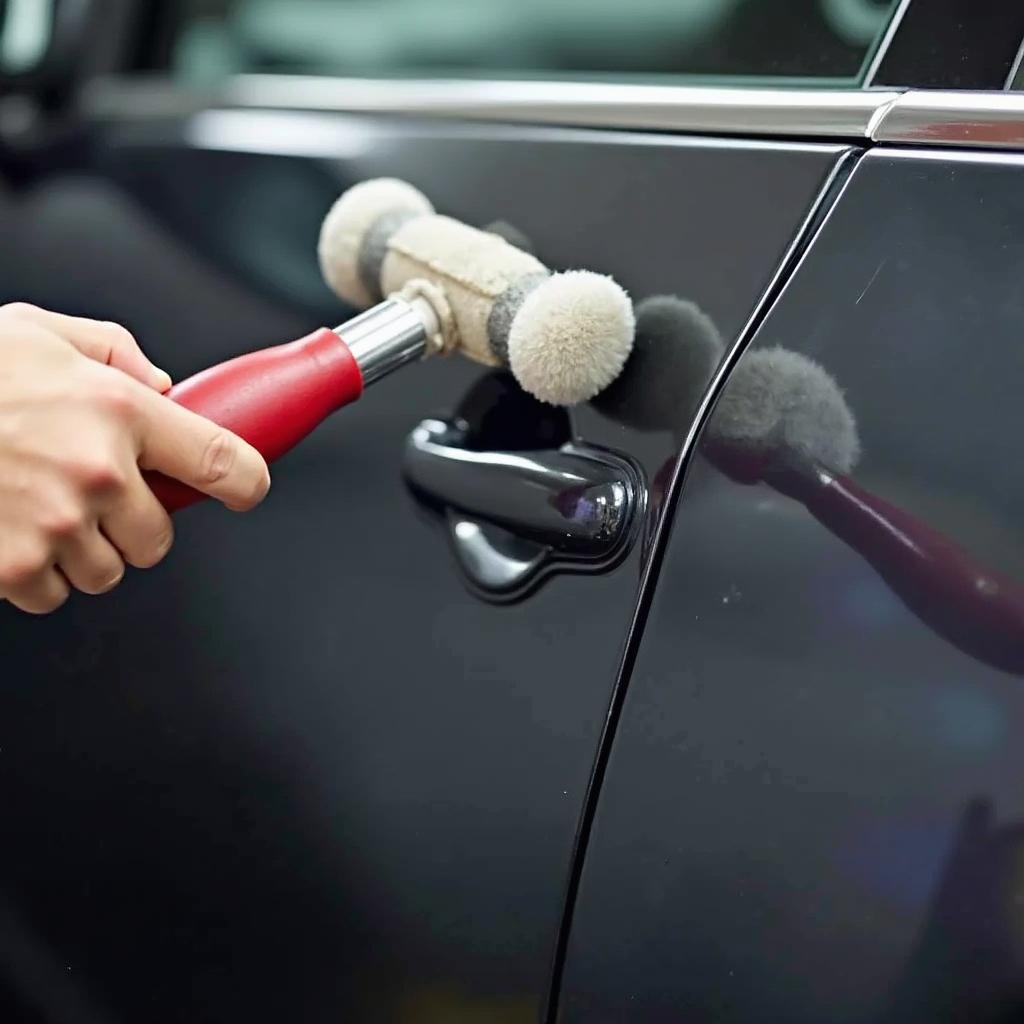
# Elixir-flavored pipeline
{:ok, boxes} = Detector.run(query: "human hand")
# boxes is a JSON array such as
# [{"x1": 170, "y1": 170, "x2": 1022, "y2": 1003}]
[{"x1": 0, "y1": 303, "x2": 270, "y2": 613}]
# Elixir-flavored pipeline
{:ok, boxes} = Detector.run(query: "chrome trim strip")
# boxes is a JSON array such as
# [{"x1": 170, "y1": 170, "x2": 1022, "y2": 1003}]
[
  {"x1": 862, "y1": 0, "x2": 914, "y2": 87},
  {"x1": 225, "y1": 75, "x2": 899, "y2": 139},
  {"x1": 873, "y1": 91, "x2": 1024, "y2": 148},
  {"x1": 183, "y1": 108, "x2": 850, "y2": 161},
  {"x1": 873, "y1": 147, "x2": 1024, "y2": 167},
  {"x1": 84, "y1": 74, "x2": 1024, "y2": 152}
]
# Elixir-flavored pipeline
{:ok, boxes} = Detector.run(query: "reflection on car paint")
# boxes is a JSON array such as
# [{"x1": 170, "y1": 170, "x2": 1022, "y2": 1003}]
[
  {"x1": 596, "y1": 289, "x2": 1024, "y2": 675},
  {"x1": 703, "y1": 345, "x2": 1024, "y2": 677}
]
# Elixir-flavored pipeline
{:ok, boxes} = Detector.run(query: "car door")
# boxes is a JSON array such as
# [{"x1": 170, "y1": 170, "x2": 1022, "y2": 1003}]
[
  {"x1": 559, "y1": 25, "x2": 1024, "y2": 1024},
  {"x1": 0, "y1": 1, "x2": 980, "y2": 1021}
]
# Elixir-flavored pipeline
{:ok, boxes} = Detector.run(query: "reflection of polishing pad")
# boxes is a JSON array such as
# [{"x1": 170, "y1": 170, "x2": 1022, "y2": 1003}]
[{"x1": 711, "y1": 345, "x2": 861, "y2": 473}]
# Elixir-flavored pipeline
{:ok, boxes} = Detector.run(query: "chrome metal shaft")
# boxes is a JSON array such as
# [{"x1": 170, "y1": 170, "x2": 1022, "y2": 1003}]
[{"x1": 337, "y1": 298, "x2": 429, "y2": 386}]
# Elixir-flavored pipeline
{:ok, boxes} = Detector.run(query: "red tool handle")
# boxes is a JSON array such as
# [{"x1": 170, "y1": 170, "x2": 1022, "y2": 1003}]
[{"x1": 146, "y1": 327, "x2": 363, "y2": 512}]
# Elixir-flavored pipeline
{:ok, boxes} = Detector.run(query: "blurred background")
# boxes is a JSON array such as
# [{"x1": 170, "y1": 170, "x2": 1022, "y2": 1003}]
[
  {"x1": 2, "y1": 0, "x2": 899, "y2": 88},
  {"x1": 169, "y1": 0, "x2": 896, "y2": 83}
]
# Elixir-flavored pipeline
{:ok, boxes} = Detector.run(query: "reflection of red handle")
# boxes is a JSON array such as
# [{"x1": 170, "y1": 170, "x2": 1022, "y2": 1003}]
[
  {"x1": 700, "y1": 443, "x2": 1024, "y2": 674},
  {"x1": 146, "y1": 327, "x2": 363, "y2": 512},
  {"x1": 811, "y1": 470, "x2": 1024, "y2": 675},
  {"x1": 771, "y1": 459, "x2": 1024, "y2": 676}
]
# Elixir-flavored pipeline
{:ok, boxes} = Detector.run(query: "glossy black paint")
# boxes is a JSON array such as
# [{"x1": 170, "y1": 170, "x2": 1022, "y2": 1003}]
[
  {"x1": 0, "y1": 120, "x2": 844, "y2": 1021},
  {"x1": 561, "y1": 148, "x2": 1024, "y2": 1022},
  {"x1": 870, "y1": 0, "x2": 1024, "y2": 89}
]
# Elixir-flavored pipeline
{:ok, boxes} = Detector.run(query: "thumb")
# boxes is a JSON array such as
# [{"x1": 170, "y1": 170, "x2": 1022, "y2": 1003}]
[{"x1": 131, "y1": 380, "x2": 271, "y2": 510}]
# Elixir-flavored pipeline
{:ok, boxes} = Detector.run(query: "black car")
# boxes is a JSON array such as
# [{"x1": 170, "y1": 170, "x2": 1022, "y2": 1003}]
[{"x1": 2, "y1": 1, "x2": 1024, "y2": 1020}]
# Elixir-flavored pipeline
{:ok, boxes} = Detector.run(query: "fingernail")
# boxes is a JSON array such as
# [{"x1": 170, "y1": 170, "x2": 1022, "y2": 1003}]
[{"x1": 152, "y1": 368, "x2": 173, "y2": 393}]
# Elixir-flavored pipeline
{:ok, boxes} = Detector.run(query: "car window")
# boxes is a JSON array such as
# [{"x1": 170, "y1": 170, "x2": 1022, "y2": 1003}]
[
  {"x1": 170, "y1": 0, "x2": 901, "y2": 87},
  {"x1": 0, "y1": 0, "x2": 55, "y2": 74}
]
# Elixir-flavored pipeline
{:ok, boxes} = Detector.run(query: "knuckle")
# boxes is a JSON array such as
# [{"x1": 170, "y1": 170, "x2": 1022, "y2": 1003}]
[
  {"x1": 198, "y1": 431, "x2": 237, "y2": 486},
  {"x1": 72, "y1": 455, "x2": 127, "y2": 495},
  {"x1": 0, "y1": 548, "x2": 49, "y2": 589},
  {"x1": 101, "y1": 321, "x2": 137, "y2": 353},
  {"x1": 41, "y1": 502, "x2": 87, "y2": 541},
  {"x1": 93, "y1": 375, "x2": 138, "y2": 421},
  {"x1": 0, "y1": 301, "x2": 38, "y2": 321}
]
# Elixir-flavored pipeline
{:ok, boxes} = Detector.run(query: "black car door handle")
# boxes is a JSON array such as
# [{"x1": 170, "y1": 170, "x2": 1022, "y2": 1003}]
[{"x1": 404, "y1": 418, "x2": 645, "y2": 599}]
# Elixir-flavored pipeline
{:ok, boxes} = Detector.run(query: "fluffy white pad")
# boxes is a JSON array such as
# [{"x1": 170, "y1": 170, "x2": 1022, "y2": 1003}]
[
  {"x1": 318, "y1": 178, "x2": 433, "y2": 308},
  {"x1": 381, "y1": 213, "x2": 548, "y2": 367},
  {"x1": 507, "y1": 271, "x2": 635, "y2": 406}
]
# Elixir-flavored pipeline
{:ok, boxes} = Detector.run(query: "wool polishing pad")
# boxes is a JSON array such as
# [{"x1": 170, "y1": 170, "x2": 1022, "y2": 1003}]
[
  {"x1": 318, "y1": 178, "x2": 634, "y2": 406},
  {"x1": 593, "y1": 295, "x2": 726, "y2": 433}
]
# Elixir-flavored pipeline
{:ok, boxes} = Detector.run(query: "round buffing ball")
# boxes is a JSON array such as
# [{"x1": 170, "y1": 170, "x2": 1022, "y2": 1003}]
[
  {"x1": 593, "y1": 295, "x2": 725, "y2": 433},
  {"x1": 318, "y1": 178, "x2": 433, "y2": 308},
  {"x1": 709, "y1": 345, "x2": 861, "y2": 472},
  {"x1": 507, "y1": 270, "x2": 635, "y2": 406}
]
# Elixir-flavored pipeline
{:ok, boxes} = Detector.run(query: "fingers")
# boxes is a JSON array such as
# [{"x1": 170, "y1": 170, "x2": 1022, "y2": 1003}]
[
  {"x1": 0, "y1": 480, "x2": 170, "y2": 614},
  {"x1": 100, "y1": 467, "x2": 174, "y2": 569},
  {"x1": 0, "y1": 563, "x2": 71, "y2": 615},
  {"x1": 132, "y1": 384, "x2": 270, "y2": 511},
  {"x1": 0, "y1": 310, "x2": 267, "y2": 616},
  {"x1": 0, "y1": 302, "x2": 172, "y2": 392},
  {"x1": 0, "y1": 477, "x2": 170, "y2": 614},
  {"x1": 56, "y1": 525, "x2": 126, "y2": 595}
]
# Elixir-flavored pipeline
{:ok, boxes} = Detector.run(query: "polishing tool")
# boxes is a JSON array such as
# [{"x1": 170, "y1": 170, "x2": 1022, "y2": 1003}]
[
  {"x1": 318, "y1": 178, "x2": 635, "y2": 406},
  {"x1": 147, "y1": 179, "x2": 635, "y2": 512},
  {"x1": 593, "y1": 294, "x2": 725, "y2": 433}
]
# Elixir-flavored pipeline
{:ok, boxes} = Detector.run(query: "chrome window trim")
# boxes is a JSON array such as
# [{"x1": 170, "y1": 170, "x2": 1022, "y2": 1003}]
[
  {"x1": 224, "y1": 75, "x2": 899, "y2": 141},
  {"x1": 182, "y1": 108, "x2": 851, "y2": 160},
  {"x1": 83, "y1": 75, "x2": 1024, "y2": 152},
  {"x1": 874, "y1": 91, "x2": 1024, "y2": 148}
]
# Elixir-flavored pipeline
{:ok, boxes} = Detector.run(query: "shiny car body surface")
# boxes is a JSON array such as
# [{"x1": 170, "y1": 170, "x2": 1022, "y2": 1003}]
[{"x1": 0, "y1": 1, "x2": 1022, "y2": 1021}]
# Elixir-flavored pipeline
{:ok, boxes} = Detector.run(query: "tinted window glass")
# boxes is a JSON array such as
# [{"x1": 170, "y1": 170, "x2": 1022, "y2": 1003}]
[
  {"x1": 0, "y1": 0, "x2": 55, "y2": 73},
  {"x1": 170, "y1": 0, "x2": 899, "y2": 86}
]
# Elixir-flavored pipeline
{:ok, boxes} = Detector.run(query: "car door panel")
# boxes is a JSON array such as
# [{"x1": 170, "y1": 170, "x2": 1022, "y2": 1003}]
[
  {"x1": 0, "y1": 113, "x2": 848, "y2": 1021},
  {"x1": 560, "y1": 147, "x2": 1024, "y2": 1023}
]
